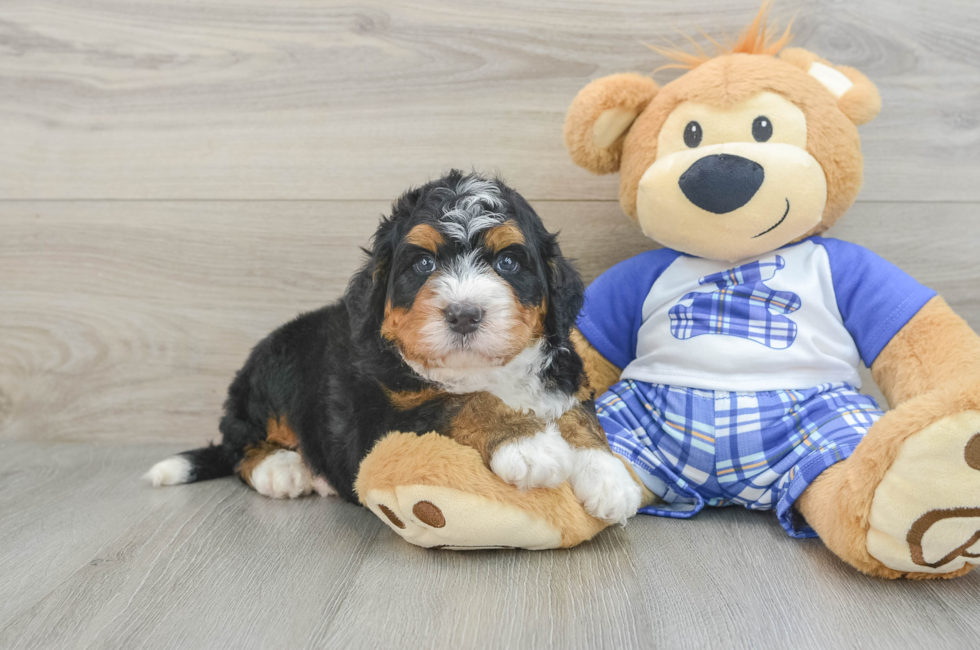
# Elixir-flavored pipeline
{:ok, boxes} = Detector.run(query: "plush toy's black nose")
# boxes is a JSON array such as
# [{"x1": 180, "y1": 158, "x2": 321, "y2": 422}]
[
  {"x1": 444, "y1": 302, "x2": 483, "y2": 334},
  {"x1": 678, "y1": 154, "x2": 765, "y2": 214}
]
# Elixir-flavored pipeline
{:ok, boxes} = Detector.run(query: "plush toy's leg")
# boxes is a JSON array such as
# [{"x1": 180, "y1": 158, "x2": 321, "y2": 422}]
[
  {"x1": 355, "y1": 432, "x2": 645, "y2": 550},
  {"x1": 797, "y1": 381, "x2": 980, "y2": 579}
]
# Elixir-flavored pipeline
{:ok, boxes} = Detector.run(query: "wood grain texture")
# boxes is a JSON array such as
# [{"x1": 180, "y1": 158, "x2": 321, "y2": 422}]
[
  {"x1": 0, "y1": 0, "x2": 978, "y2": 201},
  {"x1": 2, "y1": 200, "x2": 977, "y2": 445},
  {"x1": 0, "y1": 442, "x2": 383, "y2": 649},
  {"x1": 0, "y1": 443, "x2": 977, "y2": 650},
  {"x1": 0, "y1": 199, "x2": 658, "y2": 444}
]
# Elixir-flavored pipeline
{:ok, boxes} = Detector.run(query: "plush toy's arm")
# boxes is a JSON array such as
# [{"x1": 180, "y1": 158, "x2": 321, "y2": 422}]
[
  {"x1": 356, "y1": 431, "x2": 611, "y2": 550},
  {"x1": 871, "y1": 296, "x2": 980, "y2": 407},
  {"x1": 571, "y1": 328, "x2": 622, "y2": 398}
]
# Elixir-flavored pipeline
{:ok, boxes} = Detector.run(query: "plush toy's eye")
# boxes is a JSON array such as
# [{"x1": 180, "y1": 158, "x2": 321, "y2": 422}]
[
  {"x1": 494, "y1": 254, "x2": 520, "y2": 274},
  {"x1": 413, "y1": 255, "x2": 436, "y2": 275},
  {"x1": 752, "y1": 116, "x2": 773, "y2": 142},
  {"x1": 683, "y1": 121, "x2": 702, "y2": 148}
]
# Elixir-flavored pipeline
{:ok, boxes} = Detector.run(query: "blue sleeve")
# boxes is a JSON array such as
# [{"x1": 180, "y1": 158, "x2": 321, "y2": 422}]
[
  {"x1": 816, "y1": 237, "x2": 937, "y2": 367},
  {"x1": 576, "y1": 248, "x2": 682, "y2": 369}
]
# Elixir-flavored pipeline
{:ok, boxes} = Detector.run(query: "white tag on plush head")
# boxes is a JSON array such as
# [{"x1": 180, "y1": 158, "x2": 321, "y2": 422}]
[
  {"x1": 592, "y1": 108, "x2": 639, "y2": 148},
  {"x1": 808, "y1": 62, "x2": 854, "y2": 99}
]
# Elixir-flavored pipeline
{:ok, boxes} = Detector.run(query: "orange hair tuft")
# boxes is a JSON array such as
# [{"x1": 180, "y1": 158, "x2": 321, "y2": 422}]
[{"x1": 647, "y1": 1, "x2": 794, "y2": 72}]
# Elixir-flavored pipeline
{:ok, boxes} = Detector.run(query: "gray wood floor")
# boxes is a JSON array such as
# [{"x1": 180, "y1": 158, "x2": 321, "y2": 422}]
[{"x1": 2, "y1": 1, "x2": 979, "y2": 648}]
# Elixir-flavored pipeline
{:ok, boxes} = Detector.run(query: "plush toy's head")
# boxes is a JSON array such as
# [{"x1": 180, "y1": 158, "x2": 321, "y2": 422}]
[{"x1": 563, "y1": 5, "x2": 881, "y2": 262}]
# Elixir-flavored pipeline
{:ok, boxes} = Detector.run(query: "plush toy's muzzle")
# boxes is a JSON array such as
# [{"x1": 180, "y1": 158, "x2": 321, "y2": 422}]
[{"x1": 636, "y1": 140, "x2": 827, "y2": 262}]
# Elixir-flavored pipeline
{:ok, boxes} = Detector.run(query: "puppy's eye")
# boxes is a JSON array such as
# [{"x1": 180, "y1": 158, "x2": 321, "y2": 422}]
[
  {"x1": 413, "y1": 255, "x2": 436, "y2": 275},
  {"x1": 494, "y1": 254, "x2": 519, "y2": 274},
  {"x1": 752, "y1": 116, "x2": 773, "y2": 142},
  {"x1": 683, "y1": 121, "x2": 702, "y2": 148}
]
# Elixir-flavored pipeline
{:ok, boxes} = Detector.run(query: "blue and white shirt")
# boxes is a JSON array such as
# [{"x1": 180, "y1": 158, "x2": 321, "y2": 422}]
[{"x1": 577, "y1": 237, "x2": 936, "y2": 392}]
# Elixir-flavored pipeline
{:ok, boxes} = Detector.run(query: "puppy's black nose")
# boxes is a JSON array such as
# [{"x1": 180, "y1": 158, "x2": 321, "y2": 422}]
[
  {"x1": 444, "y1": 303, "x2": 483, "y2": 334},
  {"x1": 678, "y1": 154, "x2": 765, "y2": 214}
]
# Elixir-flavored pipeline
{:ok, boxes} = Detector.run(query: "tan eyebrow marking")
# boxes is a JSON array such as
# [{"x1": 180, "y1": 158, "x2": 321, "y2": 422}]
[
  {"x1": 405, "y1": 224, "x2": 445, "y2": 253},
  {"x1": 484, "y1": 221, "x2": 525, "y2": 252}
]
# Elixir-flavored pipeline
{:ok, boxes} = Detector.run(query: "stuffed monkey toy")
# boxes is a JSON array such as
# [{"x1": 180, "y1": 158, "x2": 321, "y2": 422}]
[{"x1": 355, "y1": 5, "x2": 980, "y2": 579}]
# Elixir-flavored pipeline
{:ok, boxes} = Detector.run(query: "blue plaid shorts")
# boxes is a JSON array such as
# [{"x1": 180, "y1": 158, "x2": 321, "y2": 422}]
[{"x1": 596, "y1": 380, "x2": 883, "y2": 538}]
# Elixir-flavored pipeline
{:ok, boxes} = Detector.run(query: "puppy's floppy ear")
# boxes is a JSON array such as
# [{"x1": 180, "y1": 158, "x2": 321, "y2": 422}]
[
  {"x1": 780, "y1": 48, "x2": 881, "y2": 126},
  {"x1": 540, "y1": 235, "x2": 586, "y2": 394},
  {"x1": 345, "y1": 216, "x2": 397, "y2": 343},
  {"x1": 348, "y1": 181, "x2": 428, "y2": 337},
  {"x1": 542, "y1": 235, "x2": 585, "y2": 345},
  {"x1": 563, "y1": 73, "x2": 659, "y2": 175}
]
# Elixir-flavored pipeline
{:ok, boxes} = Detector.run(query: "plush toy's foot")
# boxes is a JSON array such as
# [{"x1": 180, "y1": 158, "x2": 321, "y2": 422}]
[
  {"x1": 798, "y1": 382, "x2": 980, "y2": 579},
  {"x1": 354, "y1": 432, "x2": 613, "y2": 550},
  {"x1": 867, "y1": 410, "x2": 980, "y2": 575}
]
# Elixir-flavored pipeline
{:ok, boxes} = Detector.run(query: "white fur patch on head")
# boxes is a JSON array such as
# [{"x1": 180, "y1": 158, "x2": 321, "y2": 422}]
[
  {"x1": 144, "y1": 456, "x2": 192, "y2": 487},
  {"x1": 489, "y1": 423, "x2": 574, "y2": 490},
  {"x1": 439, "y1": 176, "x2": 505, "y2": 243},
  {"x1": 568, "y1": 449, "x2": 642, "y2": 525},
  {"x1": 250, "y1": 450, "x2": 313, "y2": 499},
  {"x1": 808, "y1": 62, "x2": 853, "y2": 99}
]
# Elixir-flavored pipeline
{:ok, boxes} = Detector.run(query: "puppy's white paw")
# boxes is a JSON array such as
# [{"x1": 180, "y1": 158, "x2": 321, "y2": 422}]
[
  {"x1": 250, "y1": 450, "x2": 313, "y2": 499},
  {"x1": 569, "y1": 449, "x2": 642, "y2": 525},
  {"x1": 490, "y1": 423, "x2": 573, "y2": 490}
]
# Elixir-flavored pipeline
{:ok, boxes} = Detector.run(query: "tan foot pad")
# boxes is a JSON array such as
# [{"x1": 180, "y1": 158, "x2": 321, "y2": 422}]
[
  {"x1": 868, "y1": 411, "x2": 980, "y2": 574},
  {"x1": 364, "y1": 485, "x2": 563, "y2": 551}
]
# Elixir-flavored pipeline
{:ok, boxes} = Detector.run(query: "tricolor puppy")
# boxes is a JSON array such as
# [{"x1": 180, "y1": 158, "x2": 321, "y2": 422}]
[{"x1": 146, "y1": 171, "x2": 642, "y2": 525}]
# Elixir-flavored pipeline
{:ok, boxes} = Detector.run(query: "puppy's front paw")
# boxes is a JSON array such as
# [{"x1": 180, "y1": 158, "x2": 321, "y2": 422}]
[
  {"x1": 569, "y1": 449, "x2": 642, "y2": 525},
  {"x1": 250, "y1": 450, "x2": 313, "y2": 499},
  {"x1": 490, "y1": 423, "x2": 573, "y2": 490}
]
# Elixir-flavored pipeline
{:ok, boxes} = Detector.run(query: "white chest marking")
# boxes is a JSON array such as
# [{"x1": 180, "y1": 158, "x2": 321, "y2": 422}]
[{"x1": 405, "y1": 342, "x2": 577, "y2": 420}]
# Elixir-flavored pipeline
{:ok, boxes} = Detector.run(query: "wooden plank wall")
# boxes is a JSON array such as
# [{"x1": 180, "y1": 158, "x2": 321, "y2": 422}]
[{"x1": 1, "y1": 0, "x2": 979, "y2": 447}]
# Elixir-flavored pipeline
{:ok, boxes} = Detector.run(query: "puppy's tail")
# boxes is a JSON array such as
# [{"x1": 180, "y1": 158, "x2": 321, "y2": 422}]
[{"x1": 144, "y1": 444, "x2": 237, "y2": 487}]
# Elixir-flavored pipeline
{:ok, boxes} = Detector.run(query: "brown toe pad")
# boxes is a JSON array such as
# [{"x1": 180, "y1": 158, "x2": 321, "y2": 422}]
[
  {"x1": 378, "y1": 504, "x2": 405, "y2": 529},
  {"x1": 413, "y1": 500, "x2": 446, "y2": 528}
]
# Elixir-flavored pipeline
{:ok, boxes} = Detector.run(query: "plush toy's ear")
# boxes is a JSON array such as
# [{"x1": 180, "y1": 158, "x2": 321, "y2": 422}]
[
  {"x1": 780, "y1": 48, "x2": 881, "y2": 125},
  {"x1": 563, "y1": 73, "x2": 659, "y2": 174}
]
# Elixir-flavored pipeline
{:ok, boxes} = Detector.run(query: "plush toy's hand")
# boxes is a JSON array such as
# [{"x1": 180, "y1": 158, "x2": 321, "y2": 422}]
[
  {"x1": 488, "y1": 423, "x2": 574, "y2": 490},
  {"x1": 355, "y1": 432, "x2": 613, "y2": 550},
  {"x1": 363, "y1": 482, "x2": 565, "y2": 550}
]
